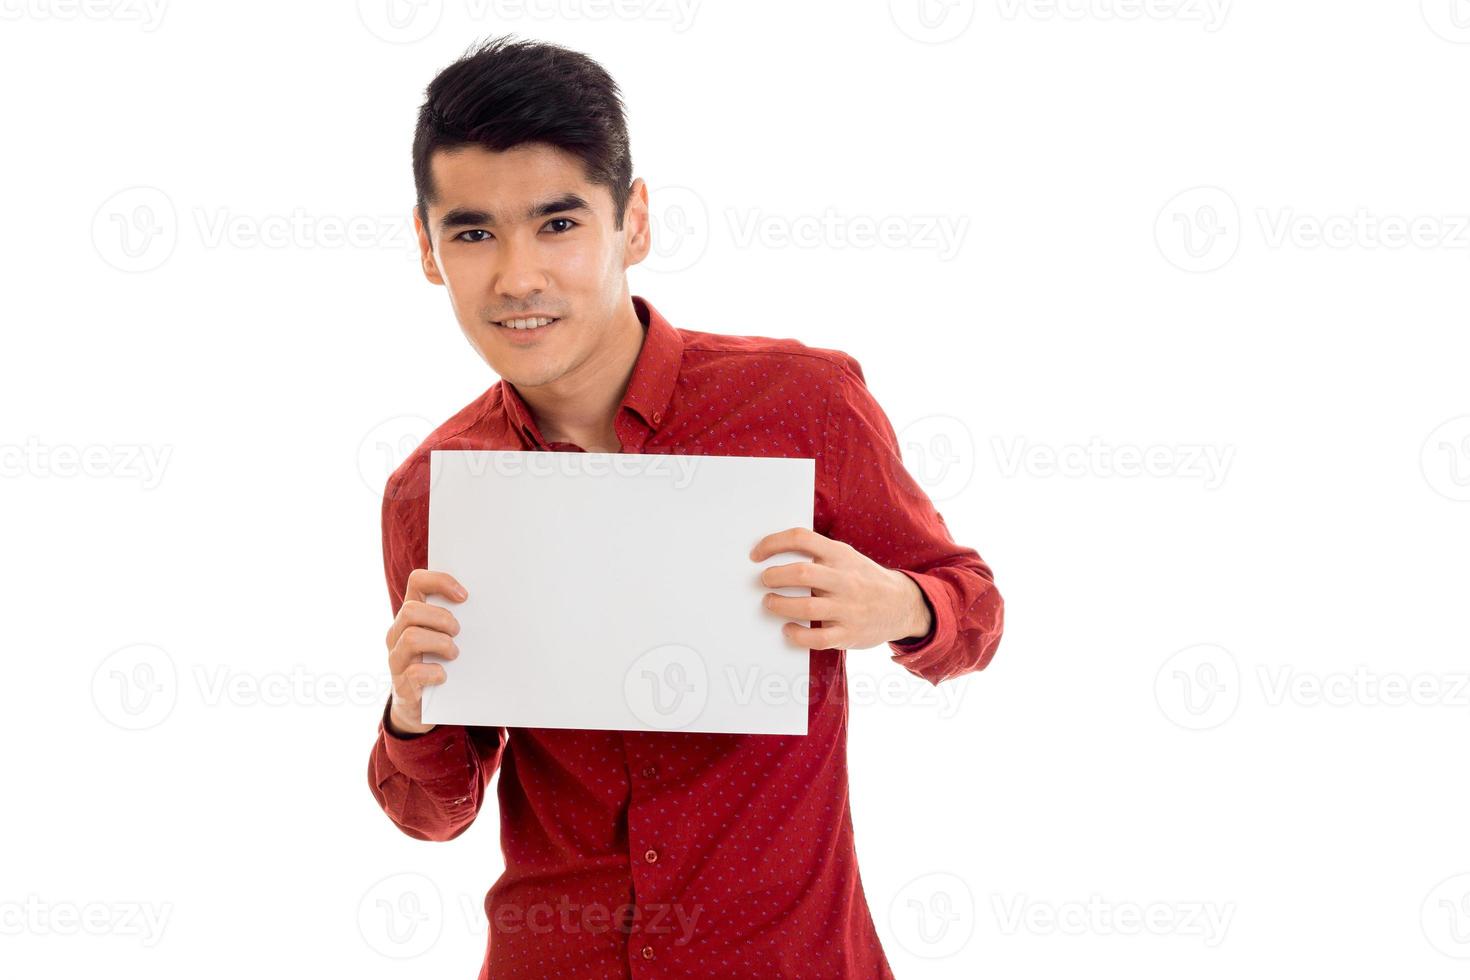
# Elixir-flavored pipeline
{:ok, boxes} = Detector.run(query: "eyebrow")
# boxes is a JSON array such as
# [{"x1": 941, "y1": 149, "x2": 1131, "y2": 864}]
[{"x1": 438, "y1": 194, "x2": 593, "y2": 231}]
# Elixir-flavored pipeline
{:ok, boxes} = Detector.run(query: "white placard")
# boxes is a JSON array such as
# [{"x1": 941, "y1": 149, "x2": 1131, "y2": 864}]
[{"x1": 420, "y1": 450, "x2": 815, "y2": 735}]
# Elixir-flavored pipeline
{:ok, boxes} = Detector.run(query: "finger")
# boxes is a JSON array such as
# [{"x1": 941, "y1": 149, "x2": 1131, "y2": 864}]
[
  {"x1": 749, "y1": 527, "x2": 841, "y2": 564},
  {"x1": 402, "y1": 661, "x2": 448, "y2": 692},
  {"x1": 390, "y1": 625, "x2": 459, "y2": 676},
  {"x1": 404, "y1": 568, "x2": 469, "y2": 605},
  {"x1": 386, "y1": 598, "x2": 461, "y2": 650},
  {"x1": 763, "y1": 593, "x2": 838, "y2": 622},
  {"x1": 758, "y1": 560, "x2": 840, "y2": 594},
  {"x1": 780, "y1": 621, "x2": 845, "y2": 651},
  {"x1": 389, "y1": 625, "x2": 459, "y2": 677},
  {"x1": 391, "y1": 663, "x2": 447, "y2": 712}
]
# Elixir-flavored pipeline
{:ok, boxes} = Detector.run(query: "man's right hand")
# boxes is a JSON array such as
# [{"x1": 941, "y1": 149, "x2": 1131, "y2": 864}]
[{"x1": 385, "y1": 569, "x2": 467, "y2": 737}]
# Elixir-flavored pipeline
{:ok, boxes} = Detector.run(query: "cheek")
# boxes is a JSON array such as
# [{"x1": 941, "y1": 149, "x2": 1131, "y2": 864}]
[
  {"x1": 436, "y1": 257, "x2": 491, "y2": 316},
  {"x1": 435, "y1": 249, "x2": 483, "y2": 288},
  {"x1": 557, "y1": 232, "x2": 618, "y2": 282}
]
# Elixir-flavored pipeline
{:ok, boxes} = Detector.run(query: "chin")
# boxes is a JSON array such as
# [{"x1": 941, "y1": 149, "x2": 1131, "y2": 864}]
[{"x1": 493, "y1": 357, "x2": 567, "y2": 388}]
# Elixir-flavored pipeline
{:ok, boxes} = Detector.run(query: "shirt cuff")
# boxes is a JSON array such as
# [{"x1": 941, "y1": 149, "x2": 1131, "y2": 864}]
[
  {"x1": 888, "y1": 569, "x2": 955, "y2": 665},
  {"x1": 377, "y1": 696, "x2": 466, "y2": 773}
]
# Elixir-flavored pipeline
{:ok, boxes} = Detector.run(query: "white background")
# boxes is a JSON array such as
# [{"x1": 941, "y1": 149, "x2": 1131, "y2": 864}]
[{"x1": 3, "y1": 1, "x2": 1469, "y2": 977}]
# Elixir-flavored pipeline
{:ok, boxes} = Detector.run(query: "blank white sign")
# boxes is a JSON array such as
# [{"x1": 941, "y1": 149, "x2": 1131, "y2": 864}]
[{"x1": 420, "y1": 449, "x2": 815, "y2": 735}]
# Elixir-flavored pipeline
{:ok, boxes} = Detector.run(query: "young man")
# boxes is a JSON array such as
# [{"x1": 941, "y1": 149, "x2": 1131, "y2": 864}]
[{"x1": 368, "y1": 35, "x2": 1005, "y2": 979}]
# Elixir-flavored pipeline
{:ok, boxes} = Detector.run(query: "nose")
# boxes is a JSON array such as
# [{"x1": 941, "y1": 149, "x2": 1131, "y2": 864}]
[{"x1": 493, "y1": 234, "x2": 548, "y2": 300}]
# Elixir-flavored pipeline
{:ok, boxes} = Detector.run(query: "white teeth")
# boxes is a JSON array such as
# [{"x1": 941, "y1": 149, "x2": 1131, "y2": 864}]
[{"x1": 501, "y1": 317, "x2": 555, "y2": 330}]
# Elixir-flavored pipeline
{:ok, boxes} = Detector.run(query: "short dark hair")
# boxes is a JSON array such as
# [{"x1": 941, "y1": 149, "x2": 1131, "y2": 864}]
[{"x1": 412, "y1": 35, "x2": 635, "y2": 243}]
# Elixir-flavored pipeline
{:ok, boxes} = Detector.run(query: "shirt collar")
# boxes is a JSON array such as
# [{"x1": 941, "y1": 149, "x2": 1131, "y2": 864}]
[{"x1": 500, "y1": 295, "x2": 683, "y2": 449}]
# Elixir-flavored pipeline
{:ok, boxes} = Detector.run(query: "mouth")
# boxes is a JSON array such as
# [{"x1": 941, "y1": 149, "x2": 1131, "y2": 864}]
[{"x1": 493, "y1": 315, "x2": 561, "y2": 333}]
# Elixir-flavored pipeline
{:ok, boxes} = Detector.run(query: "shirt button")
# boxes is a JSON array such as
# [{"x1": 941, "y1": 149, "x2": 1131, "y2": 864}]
[
  {"x1": 652, "y1": 411, "x2": 662, "y2": 424},
  {"x1": 641, "y1": 766, "x2": 657, "y2": 778},
  {"x1": 644, "y1": 848, "x2": 658, "y2": 863},
  {"x1": 641, "y1": 945, "x2": 655, "y2": 959}
]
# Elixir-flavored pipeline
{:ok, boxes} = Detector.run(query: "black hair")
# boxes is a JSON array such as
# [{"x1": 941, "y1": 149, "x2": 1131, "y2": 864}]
[{"x1": 412, "y1": 35, "x2": 635, "y2": 243}]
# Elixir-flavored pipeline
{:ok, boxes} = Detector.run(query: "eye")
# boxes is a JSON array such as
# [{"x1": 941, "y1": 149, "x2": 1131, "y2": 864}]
[
  {"x1": 545, "y1": 217, "x2": 577, "y2": 234},
  {"x1": 455, "y1": 229, "x2": 491, "y2": 243}
]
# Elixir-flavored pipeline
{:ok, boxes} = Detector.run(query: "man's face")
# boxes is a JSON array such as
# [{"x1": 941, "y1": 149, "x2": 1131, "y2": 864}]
[{"x1": 414, "y1": 142, "x2": 649, "y2": 389}]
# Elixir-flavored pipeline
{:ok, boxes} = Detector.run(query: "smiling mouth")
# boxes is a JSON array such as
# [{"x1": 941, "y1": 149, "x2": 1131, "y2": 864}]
[{"x1": 494, "y1": 316, "x2": 560, "y2": 331}]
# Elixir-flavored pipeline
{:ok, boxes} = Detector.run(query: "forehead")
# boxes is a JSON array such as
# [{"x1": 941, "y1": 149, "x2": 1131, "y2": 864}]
[{"x1": 428, "y1": 143, "x2": 605, "y2": 215}]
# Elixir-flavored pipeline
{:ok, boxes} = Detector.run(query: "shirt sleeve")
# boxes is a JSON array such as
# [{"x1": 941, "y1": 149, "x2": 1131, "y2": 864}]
[
  {"x1": 366, "y1": 457, "x2": 506, "y2": 842},
  {"x1": 821, "y1": 359, "x2": 1005, "y2": 687}
]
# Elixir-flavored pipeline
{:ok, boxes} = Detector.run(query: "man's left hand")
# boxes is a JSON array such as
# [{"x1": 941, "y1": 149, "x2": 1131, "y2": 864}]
[{"x1": 750, "y1": 527, "x2": 932, "y2": 651}]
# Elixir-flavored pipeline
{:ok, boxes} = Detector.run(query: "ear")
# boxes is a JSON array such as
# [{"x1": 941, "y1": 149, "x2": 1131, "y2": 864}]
[
  {"x1": 622, "y1": 177, "x2": 651, "y2": 268},
  {"x1": 413, "y1": 207, "x2": 445, "y2": 285}
]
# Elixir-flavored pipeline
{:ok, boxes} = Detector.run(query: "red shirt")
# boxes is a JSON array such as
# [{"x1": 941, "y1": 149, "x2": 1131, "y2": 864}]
[{"x1": 367, "y1": 295, "x2": 1004, "y2": 979}]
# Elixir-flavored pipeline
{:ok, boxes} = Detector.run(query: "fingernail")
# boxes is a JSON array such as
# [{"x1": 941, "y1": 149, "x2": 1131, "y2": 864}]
[{"x1": 455, "y1": 587, "x2": 468, "y2": 600}]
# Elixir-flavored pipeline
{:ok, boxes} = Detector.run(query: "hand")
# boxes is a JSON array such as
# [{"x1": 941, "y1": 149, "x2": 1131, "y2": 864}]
[
  {"x1": 749, "y1": 527, "x2": 932, "y2": 651},
  {"x1": 384, "y1": 569, "x2": 467, "y2": 736}
]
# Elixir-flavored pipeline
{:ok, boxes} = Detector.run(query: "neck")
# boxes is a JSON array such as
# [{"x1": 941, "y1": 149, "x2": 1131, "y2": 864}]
[{"x1": 515, "y1": 295, "x2": 645, "y2": 452}]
